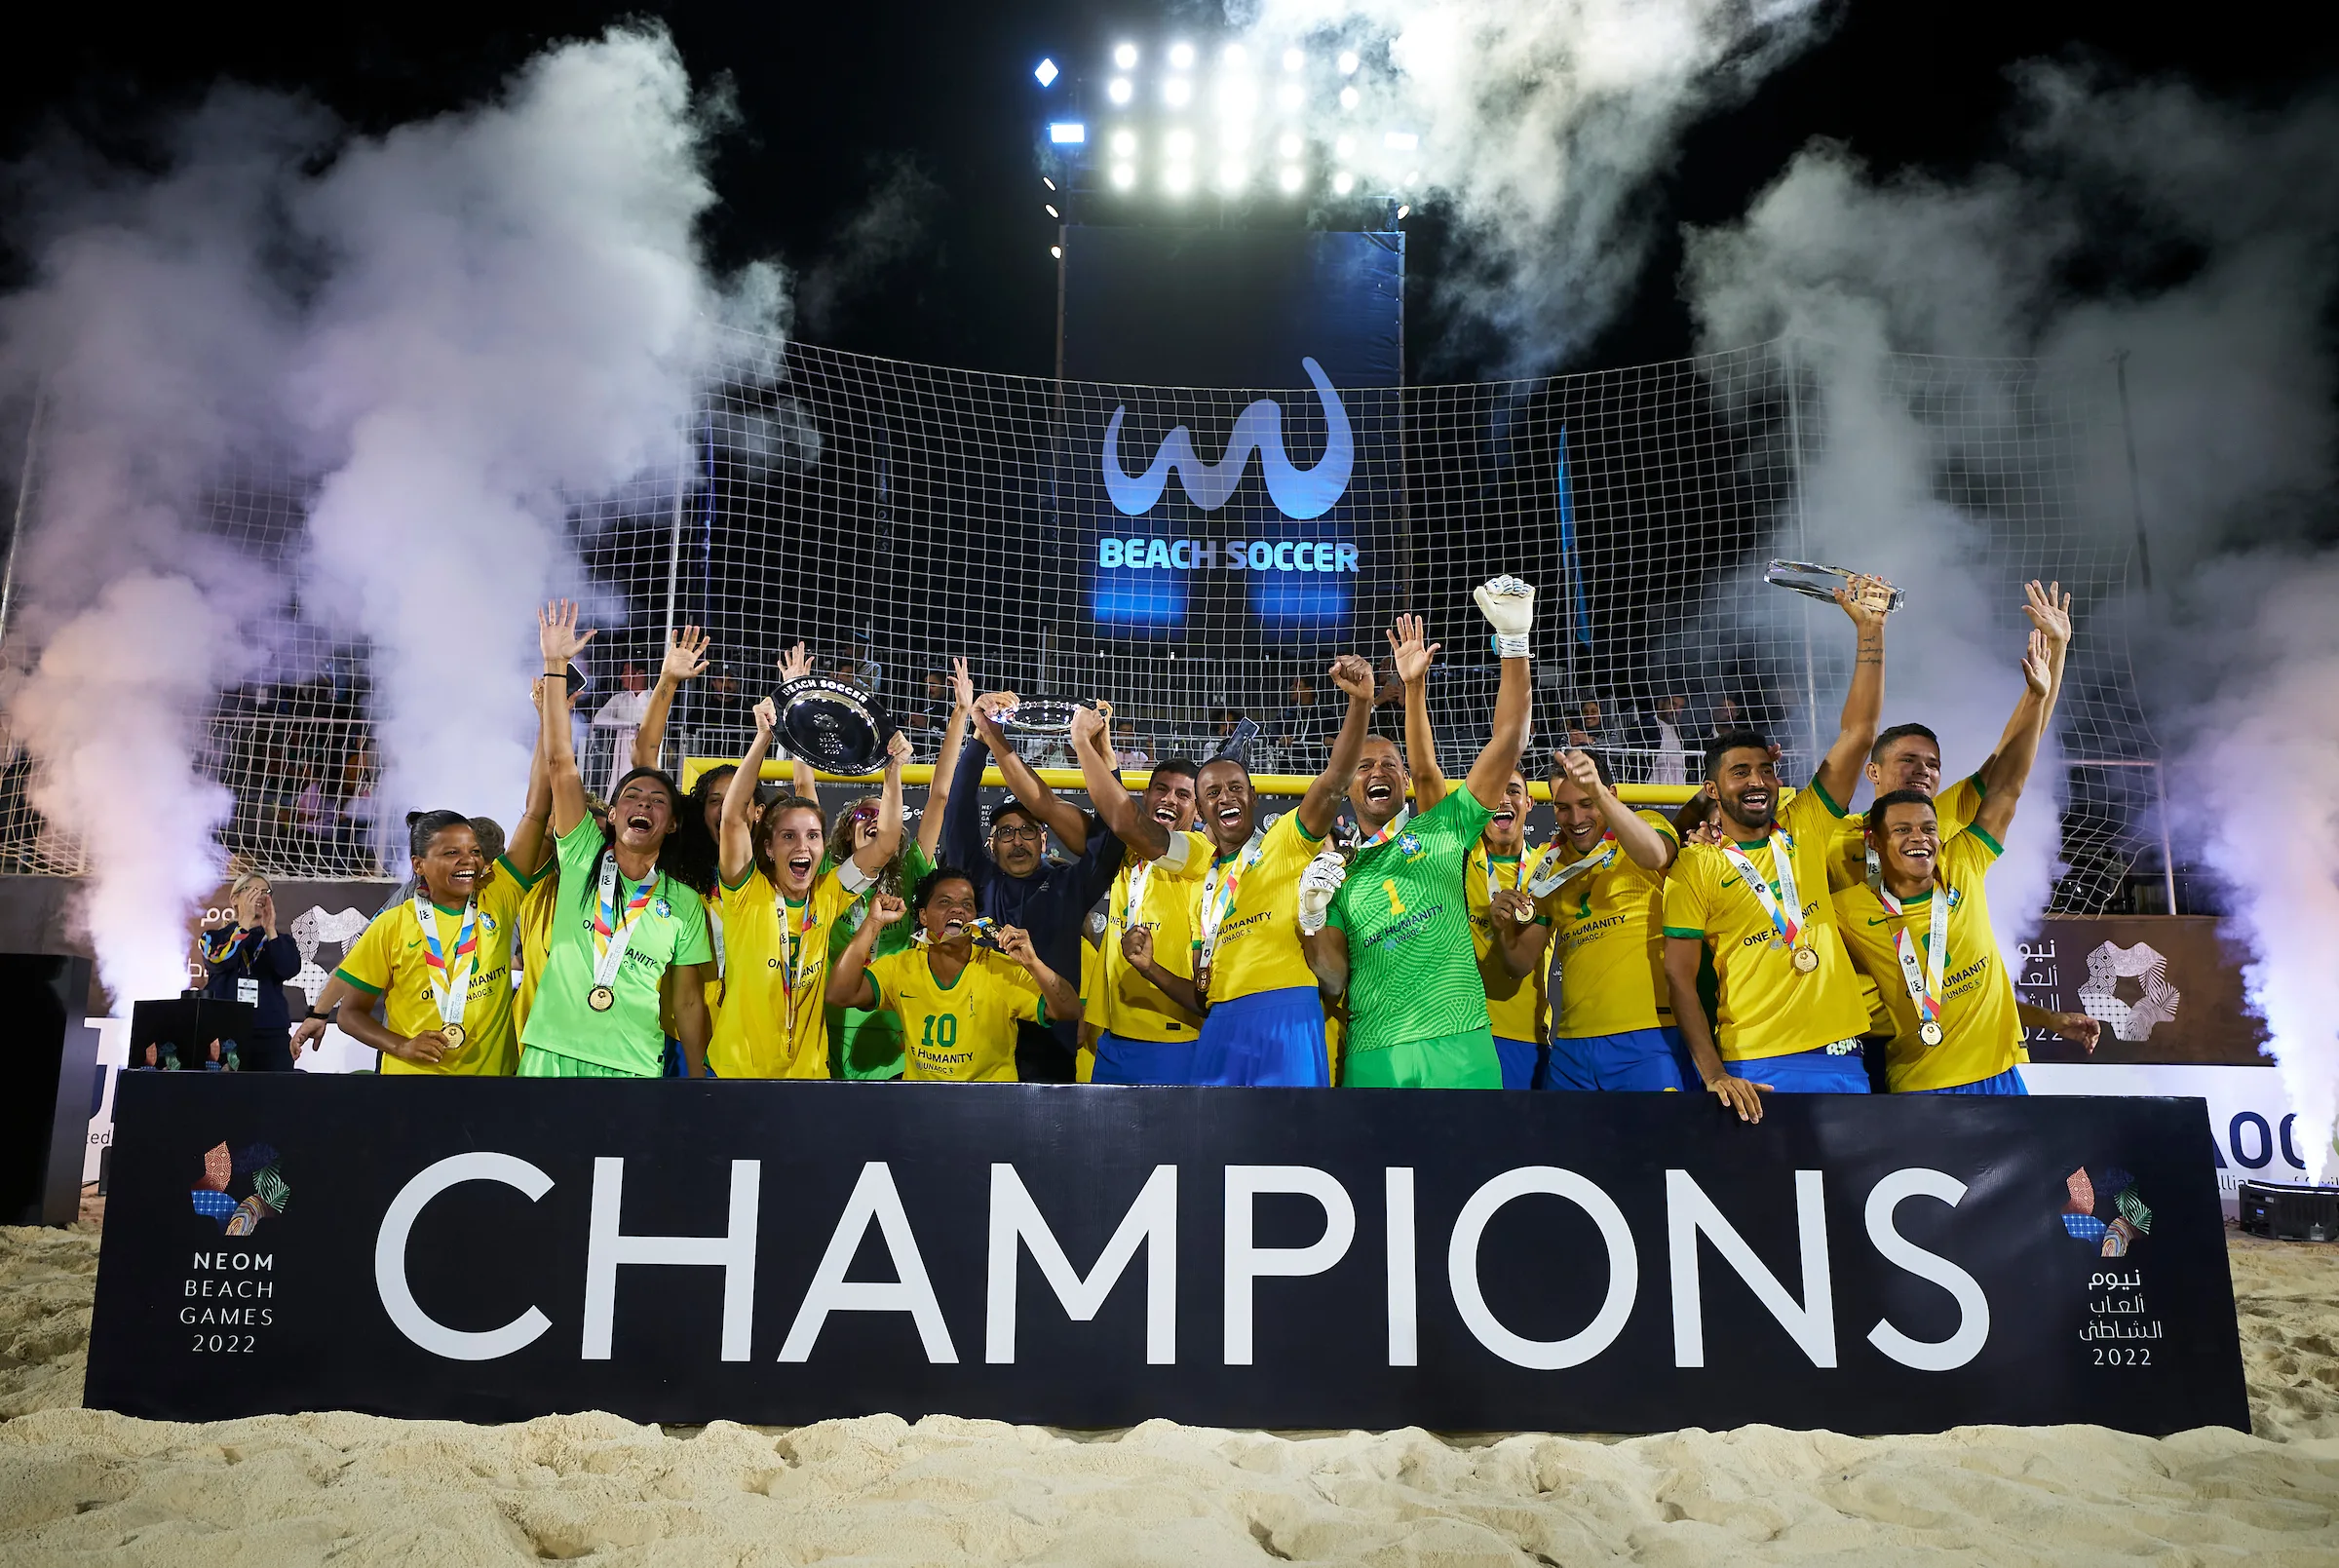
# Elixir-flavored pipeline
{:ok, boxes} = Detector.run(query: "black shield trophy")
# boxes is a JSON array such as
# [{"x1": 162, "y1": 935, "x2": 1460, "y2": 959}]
[{"x1": 773, "y1": 676, "x2": 897, "y2": 774}]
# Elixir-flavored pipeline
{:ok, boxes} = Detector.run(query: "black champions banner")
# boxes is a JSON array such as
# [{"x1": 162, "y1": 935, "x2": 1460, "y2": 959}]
[{"x1": 87, "y1": 1075, "x2": 2246, "y2": 1435}]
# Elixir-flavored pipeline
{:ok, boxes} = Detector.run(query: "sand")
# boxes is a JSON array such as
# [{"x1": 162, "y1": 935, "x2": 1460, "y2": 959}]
[{"x1": 3, "y1": 1218, "x2": 2335, "y2": 1565}]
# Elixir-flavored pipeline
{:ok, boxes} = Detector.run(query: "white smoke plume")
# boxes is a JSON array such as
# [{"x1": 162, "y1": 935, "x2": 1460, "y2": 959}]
[
  {"x1": 1682, "y1": 66, "x2": 2339, "y2": 1167},
  {"x1": 0, "y1": 24, "x2": 775, "y2": 1007},
  {"x1": 1227, "y1": 0, "x2": 1832, "y2": 368}
]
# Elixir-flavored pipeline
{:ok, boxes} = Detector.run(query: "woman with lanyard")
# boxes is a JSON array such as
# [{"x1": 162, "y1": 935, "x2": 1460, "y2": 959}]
[
  {"x1": 708, "y1": 693, "x2": 906, "y2": 1079},
  {"x1": 1486, "y1": 747, "x2": 1687, "y2": 1091},
  {"x1": 507, "y1": 600, "x2": 714, "y2": 1078},
  {"x1": 1832, "y1": 629, "x2": 2054, "y2": 1094},
  {"x1": 197, "y1": 873, "x2": 301, "y2": 1071},
  {"x1": 332, "y1": 811, "x2": 533, "y2": 1075}
]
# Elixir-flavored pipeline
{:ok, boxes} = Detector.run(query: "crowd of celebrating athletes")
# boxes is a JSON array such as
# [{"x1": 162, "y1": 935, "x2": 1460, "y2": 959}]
[{"x1": 195, "y1": 571, "x2": 2104, "y2": 1105}]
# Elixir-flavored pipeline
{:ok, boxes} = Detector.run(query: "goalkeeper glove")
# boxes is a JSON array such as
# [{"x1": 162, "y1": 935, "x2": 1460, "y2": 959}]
[
  {"x1": 1474, "y1": 574, "x2": 1536, "y2": 660},
  {"x1": 1296, "y1": 850, "x2": 1348, "y2": 936}
]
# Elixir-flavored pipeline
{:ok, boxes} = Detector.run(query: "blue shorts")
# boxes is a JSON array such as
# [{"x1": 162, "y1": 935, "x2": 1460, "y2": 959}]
[
  {"x1": 1913, "y1": 1066, "x2": 2029, "y2": 1096},
  {"x1": 1547, "y1": 1027, "x2": 1692, "y2": 1092},
  {"x1": 1092, "y1": 1030, "x2": 1202, "y2": 1086},
  {"x1": 1194, "y1": 986, "x2": 1331, "y2": 1088},
  {"x1": 1725, "y1": 1044, "x2": 1871, "y2": 1093},
  {"x1": 1494, "y1": 1036, "x2": 1547, "y2": 1091}
]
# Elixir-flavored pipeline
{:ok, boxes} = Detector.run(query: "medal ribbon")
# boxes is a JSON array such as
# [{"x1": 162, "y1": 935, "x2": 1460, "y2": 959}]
[
  {"x1": 1870, "y1": 863, "x2": 1951, "y2": 1035},
  {"x1": 413, "y1": 893, "x2": 480, "y2": 1029},
  {"x1": 1124, "y1": 859, "x2": 1152, "y2": 937},
  {"x1": 1349, "y1": 804, "x2": 1413, "y2": 860},
  {"x1": 1198, "y1": 822, "x2": 1271, "y2": 962},
  {"x1": 775, "y1": 891, "x2": 821, "y2": 1047},
  {"x1": 591, "y1": 853, "x2": 658, "y2": 993},
  {"x1": 1526, "y1": 833, "x2": 1618, "y2": 899},
  {"x1": 1719, "y1": 830, "x2": 1804, "y2": 948}
]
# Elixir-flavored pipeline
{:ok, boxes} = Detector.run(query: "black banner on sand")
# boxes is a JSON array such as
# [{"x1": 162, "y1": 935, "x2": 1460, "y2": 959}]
[{"x1": 87, "y1": 1075, "x2": 2246, "y2": 1435}]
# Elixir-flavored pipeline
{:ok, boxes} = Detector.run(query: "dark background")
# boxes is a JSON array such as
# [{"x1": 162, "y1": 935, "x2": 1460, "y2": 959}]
[{"x1": 4, "y1": 5, "x2": 2332, "y2": 382}]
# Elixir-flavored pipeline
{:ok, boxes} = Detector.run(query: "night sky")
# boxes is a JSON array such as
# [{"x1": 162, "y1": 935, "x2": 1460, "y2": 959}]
[{"x1": 5, "y1": 5, "x2": 2330, "y2": 384}]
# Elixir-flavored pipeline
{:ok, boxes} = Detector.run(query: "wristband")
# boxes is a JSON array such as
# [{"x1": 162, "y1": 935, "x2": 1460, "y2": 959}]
[{"x1": 1492, "y1": 633, "x2": 1531, "y2": 659}]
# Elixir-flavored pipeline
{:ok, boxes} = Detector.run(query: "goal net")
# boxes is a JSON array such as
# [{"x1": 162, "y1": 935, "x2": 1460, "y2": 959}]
[{"x1": 0, "y1": 333, "x2": 2160, "y2": 914}]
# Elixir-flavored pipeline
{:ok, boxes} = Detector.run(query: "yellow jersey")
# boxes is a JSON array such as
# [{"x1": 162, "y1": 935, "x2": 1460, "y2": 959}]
[
  {"x1": 866, "y1": 944, "x2": 1047, "y2": 1082},
  {"x1": 512, "y1": 868, "x2": 560, "y2": 1040},
  {"x1": 1466, "y1": 844, "x2": 1546, "y2": 1043},
  {"x1": 1091, "y1": 852, "x2": 1205, "y2": 1044},
  {"x1": 335, "y1": 863, "x2": 533, "y2": 1077},
  {"x1": 1832, "y1": 827, "x2": 2020, "y2": 1091},
  {"x1": 708, "y1": 864, "x2": 867, "y2": 1079},
  {"x1": 1826, "y1": 771, "x2": 1985, "y2": 892},
  {"x1": 1535, "y1": 812, "x2": 1679, "y2": 1039},
  {"x1": 1169, "y1": 810, "x2": 1326, "y2": 1001},
  {"x1": 1661, "y1": 783, "x2": 1869, "y2": 1060}
]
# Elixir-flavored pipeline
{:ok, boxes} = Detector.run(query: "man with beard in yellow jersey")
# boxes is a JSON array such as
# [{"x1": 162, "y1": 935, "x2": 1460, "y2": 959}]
[
  {"x1": 829, "y1": 871, "x2": 1082, "y2": 1081},
  {"x1": 1081, "y1": 654, "x2": 1381, "y2": 1086},
  {"x1": 1064, "y1": 707, "x2": 1207, "y2": 1083},
  {"x1": 709, "y1": 695, "x2": 906, "y2": 1078},
  {"x1": 1837, "y1": 629, "x2": 2060, "y2": 1093},
  {"x1": 1487, "y1": 747, "x2": 1687, "y2": 1090},
  {"x1": 334, "y1": 811, "x2": 539, "y2": 1075},
  {"x1": 1661, "y1": 575, "x2": 1892, "y2": 1121}
]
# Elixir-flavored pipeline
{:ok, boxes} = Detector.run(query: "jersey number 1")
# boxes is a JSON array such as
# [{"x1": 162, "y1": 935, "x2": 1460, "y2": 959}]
[{"x1": 1383, "y1": 879, "x2": 1405, "y2": 916}]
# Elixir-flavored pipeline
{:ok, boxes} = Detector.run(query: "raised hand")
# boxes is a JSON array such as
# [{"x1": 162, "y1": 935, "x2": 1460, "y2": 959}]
[
  {"x1": 1121, "y1": 924, "x2": 1154, "y2": 968},
  {"x1": 2021, "y1": 629, "x2": 2051, "y2": 698},
  {"x1": 1386, "y1": 613, "x2": 1440, "y2": 685},
  {"x1": 751, "y1": 696, "x2": 779, "y2": 735},
  {"x1": 886, "y1": 730, "x2": 913, "y2": 770},
  {"x1": 531, "y1": 674, "x2": 582, "y2": 712},
  {"x1": 661, "y1": 624, "x2": 710, "y2": 682},
  {"x1": 1327, "y1": 653, "x2": 1375, "y2": 702},
  {"x1": 1069, "y1": 703, "x2": 1107, "y2": 750},
  {"x1": 1832, "y1": 573, "x2": 1893, "y2": 632},
  {"x1": 1559, "y1": 747, "x2": 1604, "y2": 799},
  {"x1": 950, "y1": 657, "x2": 976, "y2": 714},
  {"x1": 870, "y1": 892, "x2": 907, "y2": 926},
  {"x1": 537, "y1": 599, "x2": 596, "y2": 665},
  {"x1": 253, "y1": 891, "x2": 278, "y2": 937},
  {"x1": 1296, "y1": 849, "x2": 1348, "y2": 935},
  {"x1": 974, "y1": 691, "x2": 1019, "y2": 736},
  {"x1": 778, "y1": 641, "x2": 813, "y2": 683},
  {"x1": 1473, "y1": 575, "x2": 1537, "y2": 653},
  {"x1": 2021, "y1": 578, "x2": 2072, "y2": 647},
  {"x1": 995, "y1": 924, "x2": 1038, "y2": 967}
]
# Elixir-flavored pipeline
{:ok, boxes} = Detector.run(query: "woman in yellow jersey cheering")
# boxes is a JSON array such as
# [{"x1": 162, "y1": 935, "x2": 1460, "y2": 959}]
[
  {"x1": 709, "y1": 693, "x2": 906, "y2": 1078},
  {"x1": 826, "y1": 868, "x2": 1081, "y2": 1081}
]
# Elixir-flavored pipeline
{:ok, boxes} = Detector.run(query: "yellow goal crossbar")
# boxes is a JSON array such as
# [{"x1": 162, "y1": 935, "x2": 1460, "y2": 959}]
[{"x1": 679, "y1": 756, "x2": 1699, "y2": 808}]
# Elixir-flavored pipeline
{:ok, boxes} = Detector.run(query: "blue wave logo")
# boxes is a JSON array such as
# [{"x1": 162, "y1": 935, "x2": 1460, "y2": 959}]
[{"x1": 1102, "y1": 357, "x2": 1353, "y2": 520}]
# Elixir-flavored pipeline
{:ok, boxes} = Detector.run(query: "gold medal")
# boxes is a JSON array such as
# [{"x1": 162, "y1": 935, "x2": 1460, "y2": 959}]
[
  {"x1": 441, "y1": 1022, "x2": 467, "y2": 1050},
  {"x1": 1791, "y1": 946, "x2": 1820, "y2": 974},
  {"x1": 1919, "y1": 1020, "x2": 1943, "y2": 1047},
  {"x1": 587, "y1": 984, "x2": 616, "y2": 1013}
]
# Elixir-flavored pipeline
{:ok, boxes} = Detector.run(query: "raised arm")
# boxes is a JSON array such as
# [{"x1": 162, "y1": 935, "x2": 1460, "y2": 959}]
[
  {"x1": 1811, "y1": 574, "x2": 1891, "y2": 809},
  {"x1": 940, "y1": 714, "x2": 990, "y2": 872},
  {"x1": 633, "y1": 624, "x2": 709, "y2": 772},
  {"x1": 1070, "y1": 704, "x2": 1167, "y2": 860},
  {"x1": 774, "y1": 640, "x2": 820, "y2": 798},
  {"x1": 825, "y1": 893, "x2": 901, "y2": 1008},
  {"x1": 1462, "y1": 577, "x2": 1535, "y2": 809},
  {"x1": 973, "y1": 693, "x2": 1088, "y2": 853},
  {"x1": 918, "y1": 658, "x2": 974, "y2": 861},
  {"x1": 537, "y1": 601, "x2": 597, "y2": 837},
  {"x1": 997, "y1": 924, "x2": 1082, "y2": 1026},
  {"x1": 1299, "y1": 654, "x2": 1379, "y2": 837},
  {"x1": 721, "y1": 699, "x2": 778, "y2": 886},
  {"x1": 506, "y1": 674, "x2": 563, "y2": 877},
  {"x1": 1389, "y1": 614, "x2": 1448, "y2": 810},
  {"x1": 1558, "y1": 748, "x2": 1674, "y2": 871},
  {"x1": 853, "y1": 731, "x2": 911, "y2": 875},
  {"x1": 1978, "y1": 580, "x2": 2072, "y2": 795},
  {"x1": 1974, "y1": 631, "x2": 2053, "y2": 843}
]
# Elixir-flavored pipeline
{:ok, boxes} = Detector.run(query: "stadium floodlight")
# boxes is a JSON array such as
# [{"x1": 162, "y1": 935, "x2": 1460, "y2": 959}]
[
  {"x1": 1339, "y1": 87, "x2": 1360, "y2": 110},
  {"x1": 1332, "y1": 170, "x2": 1356, "y2": 194},
  {"x1": 1218, "y1": 75, "x2": 1258, "y2": 119},
  {"x1": 1223, "y1": 43, "x2": 1246, "y2": 66},
  {"x1": 1113, "y1": 42, "x2": 1138, "y2": 69},
  {"x1": 1279, "y1": 81, "x2": 1304, "y2": 111},
  {"x1": 1108, "y1": 76, "x2": 1133, "y2": 105},
  {"x1": 1042, "y1": 175, "x2": 1056, "y2": 190},
  {"x1": 1110, "y1": 129, "x2": 1137, "y2": 156},
  {"x1": 1044, "y1": 204, "x2": 1060, "y2": 217},
  {"x1": 1283, "y1": 48, "x2": 1305, "y2": 72},
  {"x1": 1384, "y1": 131, "x2": 1418, "y2": 151},
  {"x1": 1165, "y1": 164, "x2": 1194, "y2": 194},
  {"x1": 1050, "y1": 245, "x2": 1062, "y2": 258},
  {"x1": 1218, "y1": 160, "x2": 1247, "y2": 192},
  {"x1": 1396, "y1": 206, "x2": 1409, "y2": 221},
  {"x1": 1165, "y1": 76, "x2": 1193, "y2": 108},
  {"x1": 1221, "y1": 122, "x2": 1251, "y2": 151},
  {"x1": 1168, "y1": 41, "x2": 1196, "y2": 69},
  {"x1": 1280, "y1": 164, "x2": 1304, "y2": 193},
  {"x1": 1166, "y1": 128, "x2": 1195, "y2": 158},
  {"x1": 1278, "y1": 132, "x2": 1303, "y2": 159},
  {"x1": 1034, "y1": 58, "x2": 1058, "y2": 88},
  {"x1": 1049, "y1": 122, "x2": 1086, "y2": 144},
  {"x1": 1338, "y1": 50, "x2": 1361, "y2": 74},
  {"x1": 1111, "y1": 163, "x2": 1136, "y2": 189}
]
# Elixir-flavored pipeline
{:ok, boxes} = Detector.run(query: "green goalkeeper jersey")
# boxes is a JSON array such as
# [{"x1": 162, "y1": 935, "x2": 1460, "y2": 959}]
[{"x1": 1325, "y1": 787, "x2": 1495, "y2": 1057}]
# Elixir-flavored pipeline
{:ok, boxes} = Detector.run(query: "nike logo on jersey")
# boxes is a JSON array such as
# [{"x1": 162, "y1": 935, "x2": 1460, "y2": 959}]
[{"x1": 1719, "y1": 876, "x2": 1741, "y2": 889}]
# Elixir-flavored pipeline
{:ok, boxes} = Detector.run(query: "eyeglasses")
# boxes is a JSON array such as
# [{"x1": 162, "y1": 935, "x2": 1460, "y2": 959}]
[{"x1": 990, "y1": 823, "x2": 1044, "y2": 843}]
